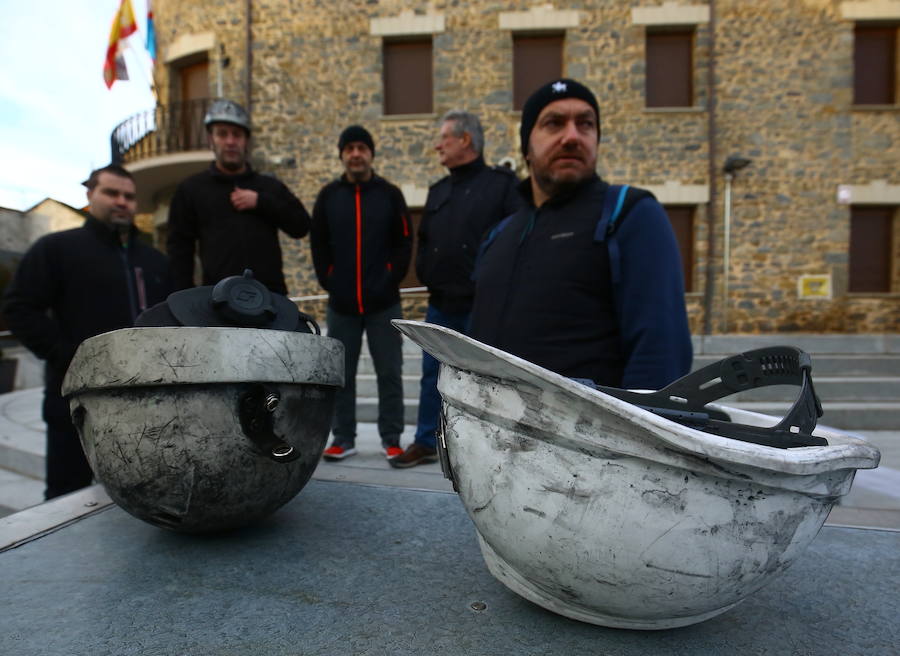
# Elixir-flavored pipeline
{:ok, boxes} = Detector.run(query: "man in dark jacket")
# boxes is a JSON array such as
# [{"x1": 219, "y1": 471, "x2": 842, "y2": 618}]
[
  {"x1": 167, "y1": 99, "x2": 310, "y2": 295},
  {"x1": 311, "y1": 125, "x2": 412, "y2": 461},
  {"x1": 2, "y1": 165, "x2": 171, "y2": 499},
  {"x1": 391, "y1": 110, "x2": 521, "y2": 468},
  {"x1": 469, "y1": 79, "x2": 692, "y2": 391}
]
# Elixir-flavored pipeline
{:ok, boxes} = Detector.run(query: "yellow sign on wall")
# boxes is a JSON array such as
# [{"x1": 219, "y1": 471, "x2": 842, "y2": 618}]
[{"x1": 798, "y1": 274, "x2": 832, "y2": 300}]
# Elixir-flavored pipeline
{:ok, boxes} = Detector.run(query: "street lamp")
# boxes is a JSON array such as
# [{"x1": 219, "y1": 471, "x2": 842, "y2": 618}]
[{"x1": 722, "y1": 155, "x2": 752, "y2": 332}]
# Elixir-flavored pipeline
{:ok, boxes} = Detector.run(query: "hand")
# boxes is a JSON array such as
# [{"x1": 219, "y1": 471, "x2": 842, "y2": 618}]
[{"x1": 230, "y1": 187, "x2": 259, "y2": 211}]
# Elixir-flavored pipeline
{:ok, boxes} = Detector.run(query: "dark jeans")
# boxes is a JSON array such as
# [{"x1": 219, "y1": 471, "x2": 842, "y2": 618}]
[
  {"x1": 327, "y1": 303, "x2": 404, "y2": 448},
  {"x1": 413, "y1": 304, "x2": 470, "y2": 449},
  {"x1": 45, "y1": 421, "x2": 93, "y2": 500}
]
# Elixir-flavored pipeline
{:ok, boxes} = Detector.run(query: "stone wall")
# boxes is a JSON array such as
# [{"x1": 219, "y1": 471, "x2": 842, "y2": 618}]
[{"x1": 150, "y1": 0, "x2": 899, "y2": 332}]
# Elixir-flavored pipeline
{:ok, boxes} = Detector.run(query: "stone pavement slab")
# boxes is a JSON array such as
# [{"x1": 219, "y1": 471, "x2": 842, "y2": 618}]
[{"x1": 1, "y1": 479, "x2": 897, "y2": 655}]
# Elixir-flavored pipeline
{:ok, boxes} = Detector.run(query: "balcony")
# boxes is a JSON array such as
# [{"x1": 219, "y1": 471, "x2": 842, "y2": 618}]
[{"x1": 110, "y1": 99, "x2": 213, "y2": 212}]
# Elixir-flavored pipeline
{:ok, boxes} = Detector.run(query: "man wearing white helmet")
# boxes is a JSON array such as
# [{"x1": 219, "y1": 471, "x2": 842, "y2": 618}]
[{"x1": 167, "y1": 99, "x2": 310, "y2": 295}]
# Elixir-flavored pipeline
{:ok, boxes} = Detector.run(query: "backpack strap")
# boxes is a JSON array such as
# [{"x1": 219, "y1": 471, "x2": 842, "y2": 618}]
[
  {"x1": 593, "y1": 184, "x2": 654, "y2": 286},
  {"x1": 593, "y1": 184, "x2": 630, "y2": 244}
]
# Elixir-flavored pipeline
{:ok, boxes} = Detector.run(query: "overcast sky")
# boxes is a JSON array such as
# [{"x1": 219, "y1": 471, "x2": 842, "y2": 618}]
[{"x1": 0, "y1": 0, "x2": 156, "y2": 211}]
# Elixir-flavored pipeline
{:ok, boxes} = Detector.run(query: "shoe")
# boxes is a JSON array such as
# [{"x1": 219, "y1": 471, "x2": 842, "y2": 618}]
[
  {"x1": 389, "y1": 443, "x2": 438, "y2": 469},
  {"x1": 384, "y1": 445, "x2": 404, "y2": 460},
  {"x1": 322, "y1": 445, "x2": 357, "y2": 461}
]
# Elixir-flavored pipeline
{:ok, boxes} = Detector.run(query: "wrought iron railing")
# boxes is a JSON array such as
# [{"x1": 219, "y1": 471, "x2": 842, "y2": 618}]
[{"x1": 110, "y1": 98, "x2": 212, "y2": 164}]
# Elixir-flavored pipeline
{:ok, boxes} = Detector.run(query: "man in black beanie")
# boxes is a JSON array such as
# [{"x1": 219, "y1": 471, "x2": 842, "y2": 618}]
[
  {"x1": 468, "y1": 79, "x2": 692, "y2": 392},
  {"x1": 311, "y1": 125, "x2": 412, "y2": 461}
]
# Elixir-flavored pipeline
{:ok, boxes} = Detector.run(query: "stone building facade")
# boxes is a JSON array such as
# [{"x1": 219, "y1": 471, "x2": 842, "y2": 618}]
[{"x1": 131, "y1": 0, "x2": 899, "y2": 333}]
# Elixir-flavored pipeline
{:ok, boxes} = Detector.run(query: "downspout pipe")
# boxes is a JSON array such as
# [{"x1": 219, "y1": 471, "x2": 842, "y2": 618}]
[
  {"x1": 246, "y1": 0, "x2": 253, "y2": 119},
  {"x1": 702, "y1": 0, "x2": 719, "y2": 335},
  {"x1": 721, "y1": 155, "x2": 753, "y2": 334},
  {"x1": 722, "y1": 172, "x2": 733, "y2": 332}
]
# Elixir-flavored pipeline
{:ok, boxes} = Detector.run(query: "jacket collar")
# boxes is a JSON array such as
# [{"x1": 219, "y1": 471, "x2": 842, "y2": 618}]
[
  {"x1": 208, "y1": 161, "x2": 255, "y2": 183},
  {"x1": 449, "y1": 156, "x2": 486, "y2": 183},
  {"x1": 339, "y1": 171, "x2": 382, "y2": 188},
  {"x1": 518, "y1": 173, "x2": 603, "y2": 209},
  {"x1": 83, "y1": 213, "x2": 138, "y2": 246}
]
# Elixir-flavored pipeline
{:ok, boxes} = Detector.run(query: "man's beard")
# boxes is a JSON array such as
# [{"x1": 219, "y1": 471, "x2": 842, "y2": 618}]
[
  {"x1": 218, "y1": 156, "x2": 245, "y2": 172},
  {"x1": 533, "y1": 166, "x2": 592, "y2": 200}
]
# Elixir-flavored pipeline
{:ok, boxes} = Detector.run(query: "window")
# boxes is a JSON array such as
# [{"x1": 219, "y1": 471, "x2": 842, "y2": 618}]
[
  {"x1": 383, "y1": 39, "x2": 433, "y2": 115},
  {"x1": 176, "y1": 59, "x2": 209, "y2": 150},
  {"x1": 645, "y1": 29, "x2": 693, "y2": 108},
  {"x1": 853, "y1": 25, "x2": 897, "y2": 105},
  {"x1": 849, "y1": 206, "x2": 894, "y2": 292},
  {"x1": 513, "y1": 33, "x2": 564, "y2": 110},
  {"x1": 664, "y1": 206, "x2": 695, "y2": 292}
]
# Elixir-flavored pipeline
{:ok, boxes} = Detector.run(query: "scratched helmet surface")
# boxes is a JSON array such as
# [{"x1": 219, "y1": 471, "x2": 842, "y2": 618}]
[
  {"x1": 61, "y1": 281, "x2": 343, "y2": 533},
  {"x1": 392, "y1": 320, "x2": 880, "y2": 630},
  {"x1": 204, "y1": 98, "x2": 251, "y2": 133}
]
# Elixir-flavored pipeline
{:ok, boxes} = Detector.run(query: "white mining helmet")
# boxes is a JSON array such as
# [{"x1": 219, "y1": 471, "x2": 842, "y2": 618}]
[
  {"x1": 393, "y1": 320, "x2": 881, "y2": 630},
  {"x1": 62, "y1": 272, "x2": 343, "y2": 533}
]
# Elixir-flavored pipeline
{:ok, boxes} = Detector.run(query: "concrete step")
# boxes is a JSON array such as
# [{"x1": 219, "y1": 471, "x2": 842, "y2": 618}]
[
  {"x1": 0, "y1": 467, "x2": 43, "y2": 518},
  {"x1": 356, "y1": 371, "x2": 900, "y2": 403},
  {"x1": 691, "y1": 354, "x2": 900, "y2": 377},
  {"x1": 725, "y1": 402, "x2": 900, "y2": 432},
  {"x1": 364, "y1": 351, "x2": 900, "y2": 378},
  {"x1": 0, "y1": 389, "x2": 47, "y2": 480},
  {"x1": 356, "y1": 374, "x2": 421, "y2": 399},
  {"x1": 693, "y1": 334, "x2": 900, "y2": 355},
  {"x1": 356, "y1": 332, "x2": 900, "y2": 357},
  {"x1": 724, "y1": 378, "x2": 900, "y2": 402},
  {"x1": 355, "y1": 395, "x2": 900, "y2": 431}
]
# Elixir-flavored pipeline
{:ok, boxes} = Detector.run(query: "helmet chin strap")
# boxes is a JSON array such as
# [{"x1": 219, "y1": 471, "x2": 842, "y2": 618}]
[{"x1": 586, "y1": 346, "x2": 826, "y2": 449}]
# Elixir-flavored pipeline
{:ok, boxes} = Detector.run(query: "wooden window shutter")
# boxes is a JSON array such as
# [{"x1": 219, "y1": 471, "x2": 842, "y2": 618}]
[
  {"x1": 853, "y1": 25, "x2": 896, "y2": 105},
  {"x1": 664, "y1": 206, "x2": 695, "y2": 292},
  {"x1": 849, "y1": 206, "x2": 893, "y2": 292},
  {"x1": 513, "y1": 34, "x2": 564, "y2": 111},
  {"x1": 646, "y1": 30, "x2": 693, "y2": 108},
  {"x1": 383, "y1": 40, "x2": 433, "y2": 115}
]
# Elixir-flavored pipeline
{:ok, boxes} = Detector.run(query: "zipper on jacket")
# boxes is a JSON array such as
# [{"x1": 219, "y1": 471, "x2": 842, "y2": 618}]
[
  {"x1": 355, "y1": 184, "x2": 364, "y2": 314},
  {"x1": 118, "y1": 244, "x2": 140, "y2": 322}
]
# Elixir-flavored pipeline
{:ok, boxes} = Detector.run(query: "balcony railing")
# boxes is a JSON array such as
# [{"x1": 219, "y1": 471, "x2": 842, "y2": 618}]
[{"x1": 110, "y1": 99, "x2": 212, "y2": 164}]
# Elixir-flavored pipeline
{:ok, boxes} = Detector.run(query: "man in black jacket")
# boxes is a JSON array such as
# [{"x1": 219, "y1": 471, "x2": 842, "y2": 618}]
[
  {"x1": 167, "y1": 99, "x2": 310, "y2": 295},
  {"x1": 391, "y1": 110, "x2": 521, "y2": 468},
  {"x1": 2, "y1": 165, "x2": 172, "y2": 499},
  {"x1": 311, "y1": 126, "x2": 412, "y2": 461},
  {"x1": 469, "y1": 79, "x2": 692, "y2": 392}
]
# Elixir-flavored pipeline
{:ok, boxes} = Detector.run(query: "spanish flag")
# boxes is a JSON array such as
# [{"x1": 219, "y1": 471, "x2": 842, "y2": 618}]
[{"x1": 103, "y1": 0, "x2": 138, "y2": 89}]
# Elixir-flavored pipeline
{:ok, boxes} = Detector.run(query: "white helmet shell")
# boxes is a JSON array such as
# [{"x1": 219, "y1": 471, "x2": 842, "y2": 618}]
[{"x1": 393, "y1": 320, "x2": 881, "y2": 630}]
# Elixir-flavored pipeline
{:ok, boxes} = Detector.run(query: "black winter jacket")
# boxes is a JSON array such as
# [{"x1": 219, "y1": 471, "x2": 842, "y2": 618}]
[
  {"x1": 311, "y1": 173, "x2": 412, "y2": 316},
  {"x1": 2, "y1": 216, "x2": 171, "y2": 425},
  {"x1": 167, "y1": 163, "x2": 310, "y2": 295},
  {"x1": 469, "y1": 176, "x2": 692, "y2": 390},
  {"x1": 416, "y1": 157, "x2": 521, "y2": 314}
]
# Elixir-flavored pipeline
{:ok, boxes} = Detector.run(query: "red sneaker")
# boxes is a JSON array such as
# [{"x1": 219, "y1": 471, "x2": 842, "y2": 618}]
[
  {"x1": 322, "y1": 445, "x2": 358, "y2": 461},
  {"x1": 384, "y1": 445, "x2": 404, "y2": 460}
]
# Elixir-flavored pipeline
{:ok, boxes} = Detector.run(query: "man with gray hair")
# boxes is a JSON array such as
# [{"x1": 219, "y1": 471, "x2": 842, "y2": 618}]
[{"x1": 391, "y1": 110, "x2": 521, "y2": 468}]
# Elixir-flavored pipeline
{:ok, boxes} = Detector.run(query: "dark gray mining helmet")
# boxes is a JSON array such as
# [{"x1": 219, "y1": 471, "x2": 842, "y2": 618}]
[{"x1": 62, "y1": 271, "x2": 344, "y2": 533}]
